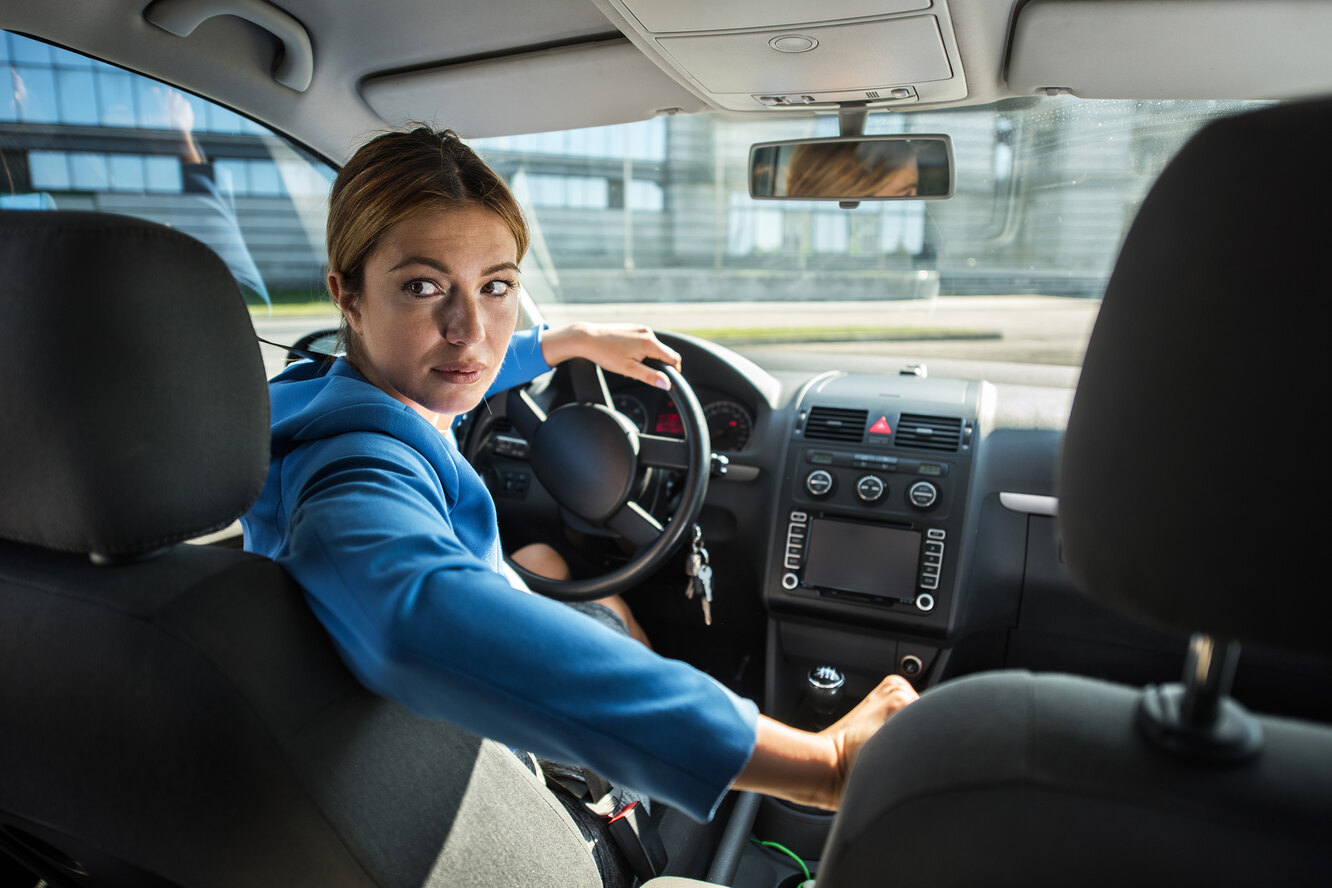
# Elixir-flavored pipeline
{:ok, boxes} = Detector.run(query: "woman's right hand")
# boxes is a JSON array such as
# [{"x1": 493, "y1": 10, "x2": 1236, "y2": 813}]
[
  {"x1": 732, "y1": 674, "x2": 919, "y2": 811},
  {"x1": 817, "y1": 673, "x2": 919, "y2": 806}
]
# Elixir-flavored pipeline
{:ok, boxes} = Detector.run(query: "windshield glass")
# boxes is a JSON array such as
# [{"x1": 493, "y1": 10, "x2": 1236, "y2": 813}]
[
  {"x1": 473, "y1": 97, "x2": 1265, "y2": 385},
  {"x1": 0, "y1": 32, "x2": 1266, "y2": 385}
]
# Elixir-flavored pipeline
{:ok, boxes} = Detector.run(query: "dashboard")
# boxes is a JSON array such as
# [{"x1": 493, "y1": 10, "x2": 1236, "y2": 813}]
[{"x1": 465, "y1": 332, "x2": 1332, "y2": 733}]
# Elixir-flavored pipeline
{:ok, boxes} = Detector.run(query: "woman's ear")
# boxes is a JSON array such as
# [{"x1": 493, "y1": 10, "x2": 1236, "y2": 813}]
[{"x1": 328, "y1": 271, "x2": 359, "y2": 330}]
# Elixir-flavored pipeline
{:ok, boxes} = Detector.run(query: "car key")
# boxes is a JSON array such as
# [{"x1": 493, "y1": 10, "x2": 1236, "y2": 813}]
[
  {"x1": 684, "y1": 523, "x2": 707, "y2": 601},
  {"x1": 687, "y1": 551, "x2": 708, "y2": 601},
  {"x1": 697, "y1": 563, "x2": 713, "y2": 626}
]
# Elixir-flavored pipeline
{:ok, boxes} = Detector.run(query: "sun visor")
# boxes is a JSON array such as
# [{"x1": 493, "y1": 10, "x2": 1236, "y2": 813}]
[
  {"x1": 360, "y1": 39, "x2": 705, "y2": 139},
  {"x1": 1008, "y1": 0, "x2": 1332, "y2": 100}
]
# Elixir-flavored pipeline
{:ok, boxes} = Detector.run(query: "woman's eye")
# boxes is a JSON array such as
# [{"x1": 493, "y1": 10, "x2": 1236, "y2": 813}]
[
  {"x1": 406, "y1": 280, "x2": 443, "y2": 298},
  {"x1": 482, "y1": 279, "x2": 516, "y2": 297}
]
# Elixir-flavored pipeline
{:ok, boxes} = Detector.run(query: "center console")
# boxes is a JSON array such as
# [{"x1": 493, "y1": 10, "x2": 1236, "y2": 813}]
[
  {"x1": 754, "y1": 371, "x2": 985, "y2": 868},
  {"x1": 765, "y1": 372, "x2": 981, "y2": 637}
]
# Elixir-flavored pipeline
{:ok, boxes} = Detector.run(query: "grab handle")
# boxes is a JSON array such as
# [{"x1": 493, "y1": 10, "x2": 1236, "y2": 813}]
[{"x1": 145, "y1": 0, "x2": 313, "y2": 92}]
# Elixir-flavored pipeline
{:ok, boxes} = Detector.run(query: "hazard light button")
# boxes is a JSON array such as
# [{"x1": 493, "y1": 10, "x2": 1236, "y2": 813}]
[{"x1": 868, "y1": 416, "x2": 892, "y2": 436}]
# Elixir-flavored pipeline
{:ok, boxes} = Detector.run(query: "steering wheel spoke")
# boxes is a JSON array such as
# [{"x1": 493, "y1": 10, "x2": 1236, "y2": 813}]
[
  {"x1": 638, "y1": 433, "x2": 691, "y2": 471},
  {"x1": 505, "y1": 386, "x2": 548, "y2": 439},
  {"x1": 569, "y1": 358, "x2": 614, "y2": 408},
  {"x1": 607, "y1": 501, "x2": 665, "y2": 549}
]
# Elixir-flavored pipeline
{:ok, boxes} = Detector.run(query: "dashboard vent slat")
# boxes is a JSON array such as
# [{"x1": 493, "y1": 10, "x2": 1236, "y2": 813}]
[
  {"x1": 805, "y1": 406, "x2": 868, "y2": 443},
  {"x1": 895, "y1": 414, "x2": 963, "y2": 452}
]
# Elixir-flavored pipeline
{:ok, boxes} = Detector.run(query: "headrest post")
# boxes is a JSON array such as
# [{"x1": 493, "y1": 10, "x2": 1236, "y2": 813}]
[
  {"x1": 1136, "y1": 633, "x2": 1262, "y2": 765},
  {"x1": 1180, "y1": 633, "x2": 1239, "y2": 728}
]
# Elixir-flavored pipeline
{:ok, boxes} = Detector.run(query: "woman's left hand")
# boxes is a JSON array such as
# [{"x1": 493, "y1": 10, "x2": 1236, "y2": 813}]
[{"x1": 541, "y1": 322, "x2": 682, "y2": 391}]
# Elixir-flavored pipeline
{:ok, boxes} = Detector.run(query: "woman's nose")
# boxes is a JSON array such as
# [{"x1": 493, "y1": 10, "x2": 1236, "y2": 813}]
[{"x1": 438, "y1": 297, "x2": 484, "y2": 347}]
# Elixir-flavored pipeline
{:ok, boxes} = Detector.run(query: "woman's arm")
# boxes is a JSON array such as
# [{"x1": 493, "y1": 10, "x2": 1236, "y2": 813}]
[{"x1": 540, "y1": 322, "x2": 682, "y2": 390}]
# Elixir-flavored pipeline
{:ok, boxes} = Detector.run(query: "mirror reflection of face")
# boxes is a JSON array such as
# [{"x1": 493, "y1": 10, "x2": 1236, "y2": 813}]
[
  {"x1": 872, "y1": 154, "x2": 919, "y2": 197},
  {"x1": 331, "y1": 204, "x2": 521, "y2": 426}
]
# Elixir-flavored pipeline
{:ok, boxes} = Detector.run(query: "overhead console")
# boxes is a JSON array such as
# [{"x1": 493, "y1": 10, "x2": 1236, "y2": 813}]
[
  {"x1": 766, "y1": 372, "x2": 981, "y2": 634},
  {"x1": 590, "y1": 0, "x2": 968, "y2": 113}
]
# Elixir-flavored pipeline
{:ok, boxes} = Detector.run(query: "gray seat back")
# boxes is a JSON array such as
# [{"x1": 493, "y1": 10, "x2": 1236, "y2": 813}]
[{"x1": 0, "y1": 210, "x2": 600, "y2": 888}]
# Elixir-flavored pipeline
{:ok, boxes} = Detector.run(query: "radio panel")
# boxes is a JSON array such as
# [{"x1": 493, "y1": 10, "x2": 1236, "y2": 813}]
[
  {"x1": 765, "y1": 373, "x2": 982, "y2": 628},
  {"x1": 779, "y1": 510, "x2": 945, "y2": 613}
]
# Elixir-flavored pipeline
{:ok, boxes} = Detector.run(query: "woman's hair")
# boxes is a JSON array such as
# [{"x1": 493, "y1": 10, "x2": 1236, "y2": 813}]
[
  {"x1": 326, "y1": 126, "x2": 529, "y2": 360},
  {"x1": 784, "y1": 139, "x2": 918, "y2": 198}
]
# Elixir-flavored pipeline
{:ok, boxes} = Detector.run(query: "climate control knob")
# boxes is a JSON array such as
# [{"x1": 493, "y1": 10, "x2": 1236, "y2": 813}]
[
  {"x1": 805, "y1": 469, "x2": 834, "y2": 497},
  {"x1": 908, "y1": 480, "x2": 939, "y2": 510},
  {"x1": 855, "y1": 474, "x2": 886, "y2": 503}
]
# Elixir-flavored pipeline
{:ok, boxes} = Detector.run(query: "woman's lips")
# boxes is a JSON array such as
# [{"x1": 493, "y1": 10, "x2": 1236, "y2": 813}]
[{"x1": 432, "y1": 363, "x2": 485, "y2": 384}]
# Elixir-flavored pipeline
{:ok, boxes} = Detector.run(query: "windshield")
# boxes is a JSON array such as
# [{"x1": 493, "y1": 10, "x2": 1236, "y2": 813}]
[
  {"x1": 473, "y1": 97, "x2": 1265, "y2": 386},
  {"x1": 0, "y1": 30, "x2": 1265, "y2": 385}
]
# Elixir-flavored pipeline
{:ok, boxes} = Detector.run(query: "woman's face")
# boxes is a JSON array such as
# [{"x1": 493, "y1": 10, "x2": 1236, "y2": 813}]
[
  {"x1": 874, "y1": 154, "x2": 919, "y2": 197},
  {"x1": 330, "y1": 204, "x2": 521, "y2": 426}
]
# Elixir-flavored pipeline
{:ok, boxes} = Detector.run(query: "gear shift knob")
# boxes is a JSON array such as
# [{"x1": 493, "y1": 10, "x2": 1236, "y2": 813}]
[{"x1": 807, "y1": 664, "x2": 845, "y2": 718}]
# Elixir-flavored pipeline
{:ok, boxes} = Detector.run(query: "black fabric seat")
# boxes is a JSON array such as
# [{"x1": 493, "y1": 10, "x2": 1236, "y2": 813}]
[
  {"x1": 0, "y1": 210, "x2": 601, "y2": 888},
  {"x1": 816, "y1": 99, "x2": 1332, "y2": 886}
]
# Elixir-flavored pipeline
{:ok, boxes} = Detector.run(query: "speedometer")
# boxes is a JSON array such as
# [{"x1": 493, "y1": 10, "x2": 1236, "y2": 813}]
[
  {"x1": 704, "y1": 400, "x2": 753, "y2": 451},
  {"x1": 613, "y1": 393, "x2": 649, "y2": 432}
]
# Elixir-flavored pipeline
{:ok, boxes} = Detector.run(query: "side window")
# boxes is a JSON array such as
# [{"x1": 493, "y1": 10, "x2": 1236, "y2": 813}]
[{"x1": 2, "y1": 31, "x2": 334, "y2": 318}]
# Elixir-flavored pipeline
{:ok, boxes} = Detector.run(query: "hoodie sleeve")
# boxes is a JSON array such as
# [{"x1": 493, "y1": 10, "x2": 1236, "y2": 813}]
[{"x1": 277, "y1": 424, "x2": 758, "y2": 822}]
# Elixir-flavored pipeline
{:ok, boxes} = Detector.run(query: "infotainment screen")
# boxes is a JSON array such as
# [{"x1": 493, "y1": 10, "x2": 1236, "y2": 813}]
[{"x1": 802, "y1": 518, "x2": 921, "y2": 599}]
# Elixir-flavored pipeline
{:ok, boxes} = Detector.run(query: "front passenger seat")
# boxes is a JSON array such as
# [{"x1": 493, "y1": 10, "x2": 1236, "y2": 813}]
[
  {"x1": 0, "y1": 210, "x2": 604, "y2": 888},
  {"x1": 814, "y1": 99, "x2": 1332, "y2": 885}
]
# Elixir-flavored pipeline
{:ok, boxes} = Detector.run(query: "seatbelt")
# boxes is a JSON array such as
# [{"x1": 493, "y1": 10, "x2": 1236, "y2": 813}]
[{"x1": 539, "y1": 761, "x2": 667, "y2": 882}]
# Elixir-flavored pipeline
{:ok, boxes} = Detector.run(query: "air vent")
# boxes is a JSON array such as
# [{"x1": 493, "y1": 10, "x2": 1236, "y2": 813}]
[
  {"x1": 895, "y1": 414, "x2": 963, "y2": 452},
  {"x1": 805, "y1": 407, "x2": 868, "y2": 443}
]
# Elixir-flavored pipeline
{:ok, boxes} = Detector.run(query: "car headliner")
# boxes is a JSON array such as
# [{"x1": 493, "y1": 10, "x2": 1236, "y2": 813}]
[{"x1": 3, "y1": 0, "x2": 1330, "y2": 164}]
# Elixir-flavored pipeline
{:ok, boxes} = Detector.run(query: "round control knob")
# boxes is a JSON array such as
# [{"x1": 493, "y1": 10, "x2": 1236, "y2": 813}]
[
  {"x1": 908, "y1": 480, "x2": 939, "y2": 509},
  {"x1": 807, "y1": 665, "x2": 845, "y2": 717},
  {"x1": 899, "y1": 654, "x2": 924, "y2": 678},
  {"x1": 855, "y1": 474, "x2": 886, "y2": 503},
  {"x1": 805, "y1": 469, "x2": 834, "y2": 497},
  {"x1": 915, "y1": 592, "x2": 936, "y2": 612},
  {"x1": 781, "y1": 572, "x2": 799, "y2": 590}
]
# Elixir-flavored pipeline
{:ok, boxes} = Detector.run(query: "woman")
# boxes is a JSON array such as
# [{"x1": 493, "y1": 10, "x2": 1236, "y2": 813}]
[{"x1": 242, "y1": 126, "x2": 916, "y2": 839}]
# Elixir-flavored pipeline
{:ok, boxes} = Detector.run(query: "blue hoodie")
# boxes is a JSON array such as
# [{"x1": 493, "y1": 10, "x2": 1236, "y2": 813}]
[{"x1": 242, "y1": 325, "x2": 758, "y2": 821}]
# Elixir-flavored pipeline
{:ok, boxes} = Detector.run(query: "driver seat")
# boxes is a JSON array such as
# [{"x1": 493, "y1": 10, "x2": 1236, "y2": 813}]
[
  {"x1": 0, "y1": 210, "x2": 603, "y2": 887},
  {"x1": 815, "y1": 99, "x2": 1332, "y2": 884}
]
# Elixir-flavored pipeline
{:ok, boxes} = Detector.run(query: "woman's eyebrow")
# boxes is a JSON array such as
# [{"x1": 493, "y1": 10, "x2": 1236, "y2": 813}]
[
  {"x1": 388, "y1": 256, "x2": 450, "y2": 274},
  {"x1": 387, "y1": 257, "x2": 519, "y2": 276}
]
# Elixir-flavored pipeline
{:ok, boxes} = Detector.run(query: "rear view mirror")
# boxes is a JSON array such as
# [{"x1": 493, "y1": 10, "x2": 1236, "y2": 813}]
[{"x1": 749, "y1": 134, "x2": 954, "y2": 201}]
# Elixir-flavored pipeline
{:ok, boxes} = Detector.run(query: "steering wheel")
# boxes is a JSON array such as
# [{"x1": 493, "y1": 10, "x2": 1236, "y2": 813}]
[{"x1": 490, "y1": 358, "x2": 710, "y2": 601}]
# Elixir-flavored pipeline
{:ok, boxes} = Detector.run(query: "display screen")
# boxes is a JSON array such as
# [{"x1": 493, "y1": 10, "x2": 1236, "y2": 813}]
[
  {"x1": 802, "y1": 518, "x2": 921, "y2": 598},
  {"x1": 654, "y1": 403, "x2": 683, "y2": 436}
]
